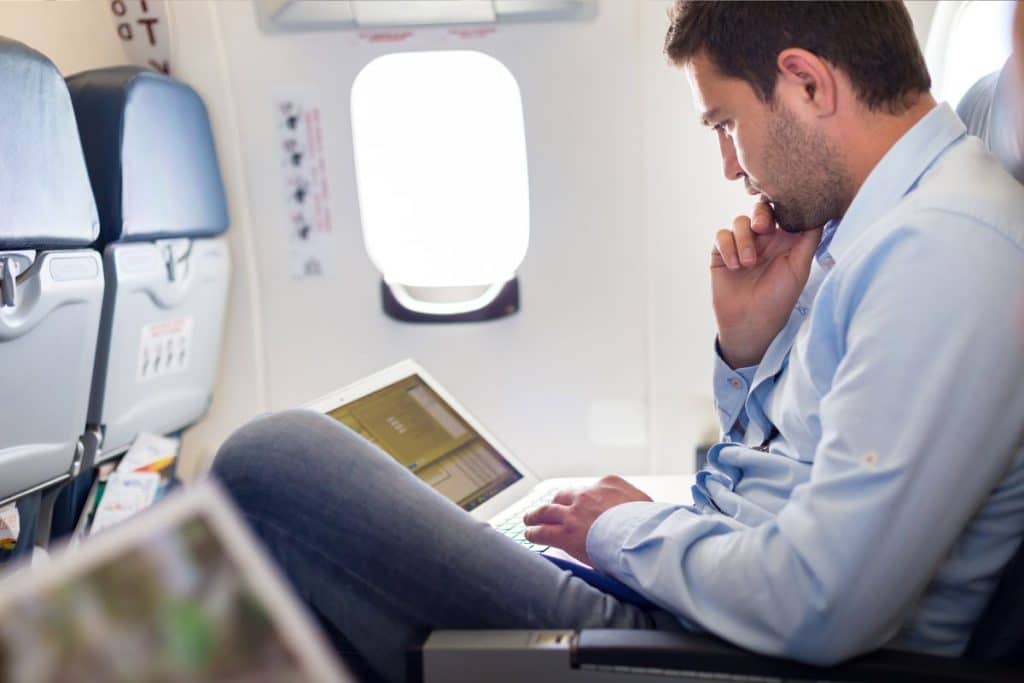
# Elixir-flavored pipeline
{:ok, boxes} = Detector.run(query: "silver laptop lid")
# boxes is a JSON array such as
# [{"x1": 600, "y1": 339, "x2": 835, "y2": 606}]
[{"x1": 0, "y1": 482, "x2": 352, "y2": 682}]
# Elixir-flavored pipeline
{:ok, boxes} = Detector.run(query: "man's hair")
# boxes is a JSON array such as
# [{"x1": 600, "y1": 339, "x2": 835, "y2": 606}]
[{"x1": 665, "y1": 1, "x2": 931, "y2": 113}]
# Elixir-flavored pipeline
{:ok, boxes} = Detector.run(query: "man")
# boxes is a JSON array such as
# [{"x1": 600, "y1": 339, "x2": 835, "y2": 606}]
[{"x1": 212, "y1": 3, "x2": 1024, "y2": 680}]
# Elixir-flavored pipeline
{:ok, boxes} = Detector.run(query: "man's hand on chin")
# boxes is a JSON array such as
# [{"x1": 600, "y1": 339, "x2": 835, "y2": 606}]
[
  {"x1": 523, "y1": 475, "x2": 653, "y2": 566},
  {"x1": 712, "y1": 201, "x2": 822, "y2": 368}
]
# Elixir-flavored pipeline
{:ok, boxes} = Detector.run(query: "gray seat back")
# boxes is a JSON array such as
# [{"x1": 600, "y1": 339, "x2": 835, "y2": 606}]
[
  {"x1": 0, "y1": 37, "x2": 104, "y2": 503},
  {"x1": 957, "y1": 60, "x2": 1024, "y2": 663},
  {"x1": 957, "y1": 58, "x2": 1024, "y2": 183},
  {"x1": 66, "y1": 67, "x2": 230, "y2": 461}
]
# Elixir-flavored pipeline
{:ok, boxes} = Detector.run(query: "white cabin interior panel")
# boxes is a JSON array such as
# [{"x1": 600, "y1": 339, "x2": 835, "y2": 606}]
[{"x1": 0, "y1": 0, "x2": 940, "y2": 482}]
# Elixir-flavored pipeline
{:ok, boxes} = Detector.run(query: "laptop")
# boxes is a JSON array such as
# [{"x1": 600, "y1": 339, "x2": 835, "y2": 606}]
[
  {"x1": 306, "y1": 359, "x2": 693, "y2": 561},
  {"x1": 0, "y1": 482, "x2": 353, "y2": 683}
]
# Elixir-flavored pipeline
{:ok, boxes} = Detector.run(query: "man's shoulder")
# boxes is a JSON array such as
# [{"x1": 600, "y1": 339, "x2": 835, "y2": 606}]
[
  {"x1": 840, "y1": 137, "x2": 1024, "y2": 274},
  {"x1": 901, "y1": 135, "x2": 1024, "y2": 250},
  {"x1": 823, "y1": 139, "x2": 1024, "y2": 318}
]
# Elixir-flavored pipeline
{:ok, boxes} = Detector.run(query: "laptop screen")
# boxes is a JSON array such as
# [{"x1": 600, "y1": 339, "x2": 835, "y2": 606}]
[{"x1": 326, "y1": 374, "x2": 523, "y2": 511}]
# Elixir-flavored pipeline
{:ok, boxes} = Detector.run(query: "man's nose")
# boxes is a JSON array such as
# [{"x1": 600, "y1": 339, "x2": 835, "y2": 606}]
[{"x1": 718, "y1": 132, "x2": 745, "y2": 181}]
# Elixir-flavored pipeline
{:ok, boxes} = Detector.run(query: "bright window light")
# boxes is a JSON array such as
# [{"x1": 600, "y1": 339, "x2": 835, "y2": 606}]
[
  {"x1": 350, "y1": 50, "x2": 530, "y2": 309},
  {"x1": 927, "y1": 0, "x2": 1016, "y2": 108}
]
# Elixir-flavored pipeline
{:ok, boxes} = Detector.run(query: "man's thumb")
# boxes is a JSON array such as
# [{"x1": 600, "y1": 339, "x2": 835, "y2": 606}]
[{"x1": 793, "y1": 227, "x2": 824, "y2": 265}]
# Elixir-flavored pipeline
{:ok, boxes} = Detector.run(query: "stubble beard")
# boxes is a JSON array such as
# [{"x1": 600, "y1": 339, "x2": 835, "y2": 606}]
[{"x1": 763, "y1": 103, "x2": 853, "y2": 233}]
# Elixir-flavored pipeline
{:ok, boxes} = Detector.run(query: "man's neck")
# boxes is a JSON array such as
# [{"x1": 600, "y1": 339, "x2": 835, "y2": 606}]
[{"x1": 843, "y1": 94, "x2": 938, "y2": 198}]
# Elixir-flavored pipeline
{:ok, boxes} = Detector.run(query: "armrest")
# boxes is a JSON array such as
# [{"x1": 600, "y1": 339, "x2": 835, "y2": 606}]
[
  {"x1": 576, "y1": 629, "x2": 1023, "y2": 682},
  {"x1": 418, "y1": 629, "x2": 1024, "y2": 683}
]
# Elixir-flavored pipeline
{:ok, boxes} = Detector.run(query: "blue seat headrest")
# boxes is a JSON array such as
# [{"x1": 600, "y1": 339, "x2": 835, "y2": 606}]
[
  {"x1": 0, "y1": 37, "x2": 99, "y2": 249},
  {"x1": 66, "y1": 67, "x2": 229, "y2": 245},
  {"x1": 957, "y1": 58, "x2": 1024, "y2": 184}
]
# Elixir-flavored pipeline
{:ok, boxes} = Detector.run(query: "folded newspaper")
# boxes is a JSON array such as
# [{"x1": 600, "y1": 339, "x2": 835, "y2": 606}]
[
  {"x1": 0, "y1": 504, "x2": 19, "y2": 553},
  {"x1": 86, "y1": 433, "x2": 180, "y2": 537},
  {"x1": 89, "y1": 472, "x2": 162, "y2": 535}
]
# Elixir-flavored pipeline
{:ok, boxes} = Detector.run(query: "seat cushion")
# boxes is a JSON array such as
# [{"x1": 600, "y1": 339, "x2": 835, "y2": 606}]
[
  {"x1": 0, "y1": 37, "x2": 98, "y2": 249},
  {"x1": 66, "y1": 67, "x2": 229, "y2": 245}
]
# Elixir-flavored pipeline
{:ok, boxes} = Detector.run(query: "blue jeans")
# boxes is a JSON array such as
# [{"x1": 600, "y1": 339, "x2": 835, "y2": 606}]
[{"x1": 212, "y1": 410, "x2": 679, "y2": 681}]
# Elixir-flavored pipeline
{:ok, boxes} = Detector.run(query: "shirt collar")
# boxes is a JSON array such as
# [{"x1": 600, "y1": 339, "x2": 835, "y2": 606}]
[{"x1": 824, "y1": 103, "x2": 966, "y2": 263}]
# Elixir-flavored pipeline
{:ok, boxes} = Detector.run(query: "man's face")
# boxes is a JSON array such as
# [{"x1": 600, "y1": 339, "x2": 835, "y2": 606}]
[{"x1": 684, "y1": 53, "x2": 851, "y2": 232}]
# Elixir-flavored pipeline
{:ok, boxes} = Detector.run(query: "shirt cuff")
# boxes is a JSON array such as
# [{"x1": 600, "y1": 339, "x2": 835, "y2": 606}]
[
  {"x1": 713, "y1": 339, "x2": 756, "y2": 433},
  {"x1": 586, "y1": 500, "x2": 680, "y2": 577}
]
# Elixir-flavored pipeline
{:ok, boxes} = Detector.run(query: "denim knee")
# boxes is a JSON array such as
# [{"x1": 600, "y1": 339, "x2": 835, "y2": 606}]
[{"x1": 211, "y1": 409, "x2": 355, "y2": 511}]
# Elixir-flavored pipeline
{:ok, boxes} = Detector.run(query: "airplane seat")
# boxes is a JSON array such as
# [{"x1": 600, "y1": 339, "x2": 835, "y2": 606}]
[
  {"x1": 955, "y1": 57, "x2": 1024, "y2": 665},
  {"x1": 64, "y1": 66, "x2": 231, "y2": 470},
  {"x1": 413, "y1": 62, "x2": 1024, "y2": 682},
  {"x1": 956, "y1": 58, "x2": 1024, "y2": 183},
  {"x1": 0, "y1": 37, "x2": 105, "y2": 550}
]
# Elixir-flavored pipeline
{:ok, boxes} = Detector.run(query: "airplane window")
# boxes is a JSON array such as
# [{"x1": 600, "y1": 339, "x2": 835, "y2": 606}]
[
  {"x1": 926, "y1": 0, "x2": 1016, "y2": 108},
  {"x1": 350, "y1": 50, "x2": 529, "y2": 321}
]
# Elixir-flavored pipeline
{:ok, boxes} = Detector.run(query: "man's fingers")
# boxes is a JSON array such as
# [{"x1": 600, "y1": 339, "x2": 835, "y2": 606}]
[
  {"x1": 751, "y1": 201, "x2": 775, "y2": 234},
  {"x1": 791, "y1": 226, "x2": 824, "y2": 268},
  {"x1": 713, "y1": 228, "x2": 740, "y2": 270},
  {"x1": 732, "y1": 215, "x2": 757, "y2": 266},
  {"x1": 551, "y1": 489, "x2": 575, "y2": 506},
  {"x1": 523, "y1": 524, "x2": 560, "y2": 546},
  {"x1": 522, "y1": 503, "x2": 567, "y2": 526}
]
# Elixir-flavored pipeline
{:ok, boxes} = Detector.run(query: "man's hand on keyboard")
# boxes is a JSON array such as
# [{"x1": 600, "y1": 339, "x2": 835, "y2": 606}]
[{"x1": 523, "y1": 475, "x2": 652, "y2": 565}]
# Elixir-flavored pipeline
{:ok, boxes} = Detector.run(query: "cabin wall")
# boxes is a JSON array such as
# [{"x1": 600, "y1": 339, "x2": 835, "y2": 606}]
[
  {"x1": 0, "y1": 1, "x2": 939, "y2": 482},
  {"x1": 0, "y1": 2, "x2": 127, "y2": 74},
  {"x1": 176, "y1": 0, "x2": 940, "y2": 482},
  {"x1": 177, "y1": 0, "x2": 661, "y2": 480}
]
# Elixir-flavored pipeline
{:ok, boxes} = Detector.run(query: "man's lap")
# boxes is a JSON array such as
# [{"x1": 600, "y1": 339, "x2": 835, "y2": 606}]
[{"x1": 212, "y1": 410, "x2": 674, "y2": 681}]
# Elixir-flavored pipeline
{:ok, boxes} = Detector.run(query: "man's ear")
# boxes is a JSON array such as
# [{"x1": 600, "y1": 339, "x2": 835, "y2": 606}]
[{"x1": 776, "y1": 48, "x2": 837, "y2": 117}]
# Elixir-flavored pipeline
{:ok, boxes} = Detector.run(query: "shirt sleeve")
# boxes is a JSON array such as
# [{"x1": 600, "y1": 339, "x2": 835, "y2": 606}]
[
  {"x1": 587, "y1": 221, "x2": 1024, "y2": 665},
  {"x1": 712, "y1": 339, "x2": 757, "y2": 439}
]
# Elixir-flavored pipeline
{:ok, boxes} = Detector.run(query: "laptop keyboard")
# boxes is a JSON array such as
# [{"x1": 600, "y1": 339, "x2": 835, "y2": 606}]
[{"x1": 490, "y1": 483, "x2": 564, "y2": 552}]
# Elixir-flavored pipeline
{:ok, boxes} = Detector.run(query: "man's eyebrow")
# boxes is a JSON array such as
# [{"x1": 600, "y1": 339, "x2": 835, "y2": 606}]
[{"x1": 699, "y1": 107, "x2": 722, "y2": 127}]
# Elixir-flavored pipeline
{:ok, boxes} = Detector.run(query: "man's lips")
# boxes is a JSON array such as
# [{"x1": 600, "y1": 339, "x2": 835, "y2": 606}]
[{"x1": 745, "y1": 185, "x2": 771, "y2": 202}]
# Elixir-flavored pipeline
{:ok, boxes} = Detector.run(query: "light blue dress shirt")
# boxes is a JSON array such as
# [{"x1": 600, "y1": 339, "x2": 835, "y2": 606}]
[{"x1": 587, "y1": 104, "x2": 1024, "y2": 664}]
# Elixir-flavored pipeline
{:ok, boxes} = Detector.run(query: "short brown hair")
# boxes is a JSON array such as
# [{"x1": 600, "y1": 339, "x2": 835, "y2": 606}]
[{"x1": 665, "y1": 1, "x2": 931, "y2": 113}]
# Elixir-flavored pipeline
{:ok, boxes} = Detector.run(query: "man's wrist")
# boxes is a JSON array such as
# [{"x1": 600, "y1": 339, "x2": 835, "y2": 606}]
[{"x1": 717, "y1": 333, "x2": 766, "y2": 369}]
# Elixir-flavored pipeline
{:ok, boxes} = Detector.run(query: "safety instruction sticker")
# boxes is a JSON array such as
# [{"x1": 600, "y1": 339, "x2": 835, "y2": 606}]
[
  {"x1": 136, "y1": 317, "x2": 193, "y2": 382},
  {"x1": 275, "y1": 94, "x2": 334, "y2": 279},
  {"x1": 108, "y1": 0, "x2": 171, "y2": 75}
]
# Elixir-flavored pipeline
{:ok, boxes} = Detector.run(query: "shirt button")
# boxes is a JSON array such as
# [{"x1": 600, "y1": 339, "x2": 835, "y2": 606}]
[{"x1": 728, "y1": 378, "x2": 743, "y2": 389}]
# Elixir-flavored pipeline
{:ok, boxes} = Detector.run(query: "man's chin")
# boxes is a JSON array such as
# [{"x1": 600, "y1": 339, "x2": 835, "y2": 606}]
[
  {"x1": 775, "y1": 204, "x2": 828, "y2": 233},
  {"x1": 773, "y1": 207, "x2": 809, "y2": 233}
]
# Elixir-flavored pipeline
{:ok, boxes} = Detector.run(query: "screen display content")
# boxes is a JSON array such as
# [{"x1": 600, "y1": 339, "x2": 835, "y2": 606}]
[{"x1": 327, "y1": 375, "x2": 523, "y2": 511}]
